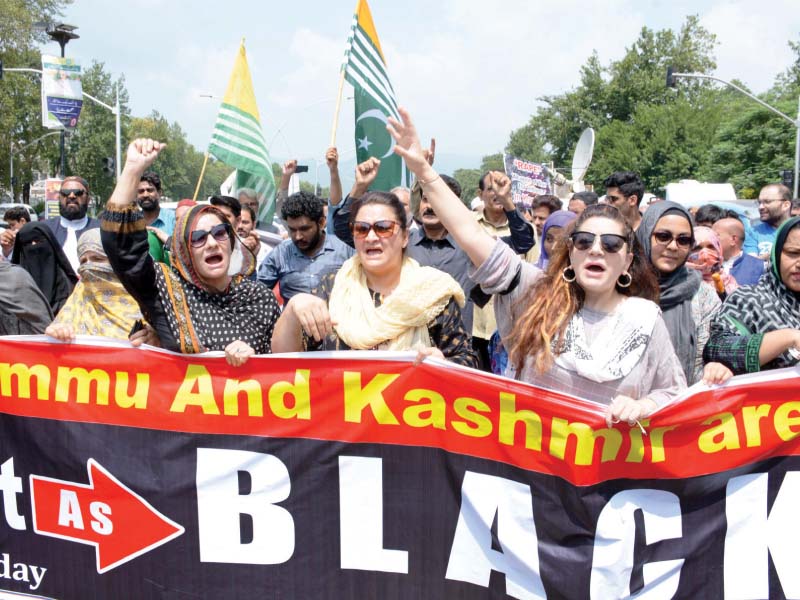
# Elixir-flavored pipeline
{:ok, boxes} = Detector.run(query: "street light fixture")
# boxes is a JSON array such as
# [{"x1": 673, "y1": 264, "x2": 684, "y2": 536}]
[
  {"x1": 667, "y1": 66, "x2": 800, "y2": 198},
  {"x1": 46, "y1": 23, "x2": 79, "y2": 179}
]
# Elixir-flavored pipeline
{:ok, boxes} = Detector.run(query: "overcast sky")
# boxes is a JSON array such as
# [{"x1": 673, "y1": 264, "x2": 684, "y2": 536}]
[{"x1": 50, "y1": 0, "x2": 800, "y2": 185}]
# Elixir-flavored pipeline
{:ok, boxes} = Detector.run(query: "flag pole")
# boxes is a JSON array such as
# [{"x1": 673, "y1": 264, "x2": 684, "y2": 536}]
[
  {"x1": 329, "y1": 68, "x2": 346, "y2": 147},
  {"x1": 193, "y1": 152, "x2": 210, "y2": 201}
]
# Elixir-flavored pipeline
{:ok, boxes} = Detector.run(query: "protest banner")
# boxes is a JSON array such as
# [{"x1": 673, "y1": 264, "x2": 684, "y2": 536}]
[
  {"x1": 40, "y1": 56, "x2": 83, "y2": 130},
  {"x1": 43, "y1": 179, "x2": 62, "y2": 220},
  {"x1": 0, "y1": 336, "x2": 798, "y2": 598},
  {"x1": 503, "y1": 154, "x2": 552, "y2": 211}
]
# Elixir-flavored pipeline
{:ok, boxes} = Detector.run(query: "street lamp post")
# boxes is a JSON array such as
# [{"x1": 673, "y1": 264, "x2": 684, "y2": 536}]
[
  {"x1": 667, "y1": 67, "x2": 800, "y2": 198},
  {"x1": 4, "y1": 68, "x2": 122, "y2": 181},
  {"x1": 46, "y1": 23, "x2": 80, "y2": 179}
]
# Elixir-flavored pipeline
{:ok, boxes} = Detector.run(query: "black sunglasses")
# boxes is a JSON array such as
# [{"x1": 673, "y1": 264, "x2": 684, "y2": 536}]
[
  {"x1": 570, "y1": 231, "x2": 628, "y2": 253},
  {"x1": 652, "y1": 230, "x2": 693, "y2": 248},
  {"x1": 60, "y1": 189, "x2": 85, "y2": 197},
  {"x1": 190, "y1": 222, "x2": 232, "y2": 248},
  {"x1": 350, "y1": 220, "x2": 400, "y2": 239}
]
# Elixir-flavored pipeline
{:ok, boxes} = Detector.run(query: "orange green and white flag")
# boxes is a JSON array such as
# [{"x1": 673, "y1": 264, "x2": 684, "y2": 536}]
[{"x1": 208, "y1": 41, "x2": 276, "y2": 223}]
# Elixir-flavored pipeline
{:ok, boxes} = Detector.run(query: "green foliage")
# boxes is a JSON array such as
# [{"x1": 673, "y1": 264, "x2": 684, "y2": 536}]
[
  {"x1": 0, "y1": 0, "x2": 73, "y2": 199},
  {"x1": 452, "y1": 168, "x2": 481, "y2": 203},
  {"x1": 479, "y1": 153, "x2": 505, "y2": 173},
  {"x1": 502, "y1": 15, "x2": 724, "y2": 194},
  {"x1": 505, "y1": 121, "x2": 549, "y2": 163},
  {"x1": 127, "y1": 111, "x2": 237, "y2": 203},
  {"x1": 64, "y1": 61, "x2": 130, "y2": 205},
  {"x1": 699, "y1": 96, "x2": 798, "y2": 195},
  {"x1": 0, "y1": 0, "x2": 71, "y2": 53}
]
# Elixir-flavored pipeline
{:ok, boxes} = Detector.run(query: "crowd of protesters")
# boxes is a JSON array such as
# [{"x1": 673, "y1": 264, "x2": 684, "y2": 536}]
[{"x1": 3, "y1": 106, "x2": 800, "y2": 427}]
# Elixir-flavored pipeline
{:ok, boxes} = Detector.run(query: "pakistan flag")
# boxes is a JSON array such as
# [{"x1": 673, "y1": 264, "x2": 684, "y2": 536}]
[
  {"x1": 342, "y1": 0, "x2": 407, "y2": 191},
  {"x1": 353, "y1": 91, "x2": 407, "y2": 190}
]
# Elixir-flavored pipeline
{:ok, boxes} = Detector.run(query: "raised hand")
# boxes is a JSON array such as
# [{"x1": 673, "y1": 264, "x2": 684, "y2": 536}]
[
  {"x1": 352, "y1": 157, "x2": 381, "y2": 197},
  {"x1": 489, "y1": 171, "x2": 513, "y2": 210},
  {"x1": 325, "y1": 147, "x2": 339, "y2": 170},
  {"x1": 423, "y1": 138, "x2": 436, "y2": 166},
  {"x1": 282, "y1": 159, "x2": 298, "y2": 176},
  {"x1": 0, "y1": 228, "x2": 17, "y2": 256},
  {"x1": 125, "y1": 139, "x2": 165, "y2": 174},
  {"x1": 386, "y1": 107, "x2": 429, "y2": 176}
]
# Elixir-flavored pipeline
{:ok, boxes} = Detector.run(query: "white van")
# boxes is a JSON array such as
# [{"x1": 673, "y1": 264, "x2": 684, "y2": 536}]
[{"x1": 664, "y1": 180, "x2": 758, "y2": 221}]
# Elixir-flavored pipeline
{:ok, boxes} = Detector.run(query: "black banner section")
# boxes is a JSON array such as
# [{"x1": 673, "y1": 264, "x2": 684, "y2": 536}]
[{"x1": 1, "y1": 414, "x2": 799, "y2": 599}]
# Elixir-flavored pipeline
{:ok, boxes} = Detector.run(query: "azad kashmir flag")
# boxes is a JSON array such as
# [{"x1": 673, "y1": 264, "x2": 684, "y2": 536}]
[
  {"x1": 208, "y1": 42, "x2": 276, "y2": 223},
  {"x1": 341, "y1": 0, "x2": 407, "y2": 190}
]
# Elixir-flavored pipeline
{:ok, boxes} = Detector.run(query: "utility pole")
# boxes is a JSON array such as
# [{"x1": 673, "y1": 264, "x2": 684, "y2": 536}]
[{"x1": 46, "y1": 23, "x2": 79, "y2": 179}]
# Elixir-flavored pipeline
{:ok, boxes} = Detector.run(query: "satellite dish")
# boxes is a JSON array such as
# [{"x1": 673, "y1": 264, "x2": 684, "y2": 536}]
[{"x1": 570, "y1": 128, "x2": 595, "y2": 192}]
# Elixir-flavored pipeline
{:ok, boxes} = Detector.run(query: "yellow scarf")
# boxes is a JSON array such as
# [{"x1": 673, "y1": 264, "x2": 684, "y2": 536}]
[
  {"x1": 329, "y1": 255, "x2": 465, "y2": 351},
  {"x1": 53, "y1": 264, "x2": 142, "y2": 339}
]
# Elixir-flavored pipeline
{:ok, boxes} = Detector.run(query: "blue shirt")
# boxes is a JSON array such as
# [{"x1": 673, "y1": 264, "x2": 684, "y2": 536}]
[
  {"x1": 257, "y1": 233, "x2": 354, "y2": 303},
  {"x1": 745, "y1": 221, "x2": 779, "y2": 257},
  {"x1": 151, "y1": 207, "x2": 176, "y2": 237}
]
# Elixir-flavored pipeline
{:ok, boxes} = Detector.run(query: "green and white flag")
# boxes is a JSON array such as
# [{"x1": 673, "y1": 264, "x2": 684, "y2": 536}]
[
  {"x1": 341, "y1": 0, "x2": 407, "y2": 191},
  {"x1": 208, "y1": 41, "x2": 276, "y2": 223}
]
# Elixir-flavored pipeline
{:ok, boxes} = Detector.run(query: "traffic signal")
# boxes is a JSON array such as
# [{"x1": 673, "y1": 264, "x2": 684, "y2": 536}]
[
  {"x1": 666, "y1": 66, "x2": 676, "y2": 88},
  {"x1": 782, "y1": 169, "x2": 794, "y2": 191},
  {"x1": 102, "y1": 156, "x2": 115, "y2": 175}
]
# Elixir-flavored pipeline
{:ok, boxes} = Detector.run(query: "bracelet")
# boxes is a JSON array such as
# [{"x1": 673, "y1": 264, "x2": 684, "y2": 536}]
[{"x1": 418, "y1": 173, "x2": 440, "y2": 186}]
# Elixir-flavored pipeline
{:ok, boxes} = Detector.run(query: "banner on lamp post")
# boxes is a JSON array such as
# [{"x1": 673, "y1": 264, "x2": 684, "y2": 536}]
[{"x1": 41, "y1": 55, "x2": 83, "y2": 130}]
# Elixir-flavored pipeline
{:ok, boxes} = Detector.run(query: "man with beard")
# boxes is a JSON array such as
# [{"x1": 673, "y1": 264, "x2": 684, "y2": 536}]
[
  {"x1": 747, "y1": 183, "x2": 792, "y2": 258},
  {"x1": 137, "y1": 171, "x2": 175, "y2": 236},
  {"x1": 258, "y1": 190, "x2": 353, "y2": 304},
  {"x1": 238, "y1": 205, "x2": 270, "y2": 267},
  {"x1": 43, "y1": 176, "x2": 100, "y2": 271}
]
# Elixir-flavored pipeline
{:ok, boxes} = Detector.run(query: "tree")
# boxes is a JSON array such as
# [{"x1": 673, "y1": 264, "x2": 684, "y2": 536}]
[
  {"x1": 505, "y1": 121, "x2": 549, "y2": 164},
  {"x1": 0, "y1": 0, "x2": 73, "y2": 199},
  {"x1": 506, "y1": 16, "x2": 720, "y2": 193},
  {"x1": 64, "y1": 61, "x2": 130, "y2": 204},
  {"x1": 127, "y1": 111, "x2": 212, "y2": 201},
  {"x1": 699, "y1": 95, "x2": 798, "y2": 198},
  {"x1": 452, "y1": 168, "x2": 481, "y2": 204}
]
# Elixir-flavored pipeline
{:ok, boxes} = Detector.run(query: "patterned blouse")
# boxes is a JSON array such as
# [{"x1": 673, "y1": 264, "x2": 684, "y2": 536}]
[
  {"x1": 304, "y1": 272, "x2": 478, "y2": 368},
  {"x1": 101, "y1": 205, "x2": 279, "y2": 354}
]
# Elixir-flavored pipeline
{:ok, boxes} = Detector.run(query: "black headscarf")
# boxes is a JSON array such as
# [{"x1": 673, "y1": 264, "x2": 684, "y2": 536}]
[
  {"x1": 636, "y1": 201, "x2": 700, "y2": 382},
  {"x1": 770, "y1": 216, "x2": 800, "y2": 283},
  {"x1": 12, "y1": 222, "x2": 78, "y2": 315}
]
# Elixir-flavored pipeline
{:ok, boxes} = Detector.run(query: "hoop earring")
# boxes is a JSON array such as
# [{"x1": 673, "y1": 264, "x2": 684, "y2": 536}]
[
  {"x1": 562, "y1": 266, "x2": 576, "y2": 283},
  {"x1": 617, "y1": 272, "x2": 632, "y2": 288}
]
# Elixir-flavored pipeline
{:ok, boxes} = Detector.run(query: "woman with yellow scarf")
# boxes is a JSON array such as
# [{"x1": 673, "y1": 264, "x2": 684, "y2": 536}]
[
  {"x1": 45, "y1": 229, "x2": 144, "y2": 341},
  {"x1": 272, "y1": 191, "x2": 476, "y2": 367}
]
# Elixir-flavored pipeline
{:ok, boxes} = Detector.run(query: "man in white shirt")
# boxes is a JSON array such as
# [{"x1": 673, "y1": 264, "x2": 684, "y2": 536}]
[{"x1": 42, "y1": 176, "x2": 100, "y2": 271}]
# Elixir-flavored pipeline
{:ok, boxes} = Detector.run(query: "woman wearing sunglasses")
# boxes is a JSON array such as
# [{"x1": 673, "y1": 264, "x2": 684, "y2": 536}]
[
  {"x1": 271, "y1": 191, "x2": 476, "y2": 366},
  {"x1": 100, "y1": 139, "x2": 280, "y2": 365},
  {"x1": 384, "y1": 108, "x2": 687, "y2": 426},
  {"x1": 636, "y1": 202, "x2": 730, "y2": 384}
]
